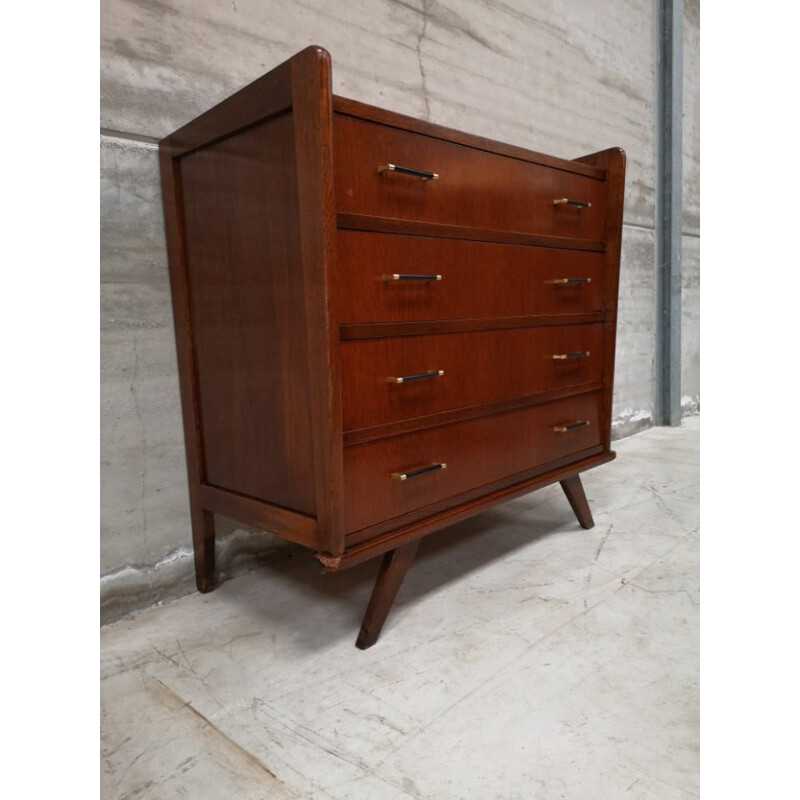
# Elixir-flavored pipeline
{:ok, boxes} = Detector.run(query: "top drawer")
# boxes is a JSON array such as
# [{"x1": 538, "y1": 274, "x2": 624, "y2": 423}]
[{"x1": 334, "y1": 115, "x2": 607, "y2": 242}]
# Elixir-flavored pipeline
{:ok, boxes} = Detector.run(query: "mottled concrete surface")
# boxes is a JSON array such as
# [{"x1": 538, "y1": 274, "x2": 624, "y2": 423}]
[
  {"x1": 683, "y1": 0, "x2": 700, "y2": 236},
  {"x1": 101, "y1": 418, "x2": 700, "y2": 800},
  {"x1": 100, "y1": 0, "x2": 657, "y2": 226},
  {"x1": 681, "y1": 0, "x2": 700, "y2": 416},
  {"x1": 681, "y1": 235, "x2": 700, "y2": 414},
  {"x1": 612, "y1": 226, "x2": 656, "y2": 439},
  {"x1": 100, "y1": 0, "x2": 699, "y2": 616}
]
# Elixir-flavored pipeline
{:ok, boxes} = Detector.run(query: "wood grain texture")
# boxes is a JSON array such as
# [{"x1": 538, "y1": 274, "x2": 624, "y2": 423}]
[
  {"x1": 199, "y1": 484, "x2": 318, "y2": 547},
  {"x1": 336, "y1": 231, "x2": 605, "y2": 325},
  {"x1": 160, "y1": 47, "x2": 627, "y2": 646},
  {"x1": 159, "y1": 145, "x2": 216, "y2": 592},
  {"x1": 340, "y1": 314, "x2": 604, "y2": 342},
  {"x1": 162, "y1": 57, "x2": 293, "y2": 157},
  {"x1": 180, "y1": 113, "x2": 316, "y2": 515},
  {"x1": 337, "y1": 214, "x2": 606, "y2": 251},
  {"x1": 334, "y1": 115, "x2": 607, "y2": 241},
  {"x1": 341, "y1": 324, "x2": 604, "y2": 432},
  {"x1": 343, "y1": 383, "x2": 604, "y2": 446},
  {"x1": 355, "y1": 540, "x2": 420, "y2": 649},
  {"x1": 317, "y1": 450, "x2": 616, "y2": 572},
  {"x1": 559, "y1": 474, "x2": 595, "y2": 530},
  {"x1": 333, "y1": 96, "x2": 607, "y2": 181},
  {"x1": 575, "y1": 147, "x2": 626, "y2": 451},
  {"x1": 343, "y1": 392, "x2": 603, "y2": 533},
  {"x1": 290, "y1": 46, "x2": 345, "y2": 555}
]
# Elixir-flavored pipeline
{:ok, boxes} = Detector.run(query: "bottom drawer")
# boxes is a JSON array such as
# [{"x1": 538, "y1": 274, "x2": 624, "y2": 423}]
[{"x1": 343, "y1": 392, "x2": 603, "y2": 533}]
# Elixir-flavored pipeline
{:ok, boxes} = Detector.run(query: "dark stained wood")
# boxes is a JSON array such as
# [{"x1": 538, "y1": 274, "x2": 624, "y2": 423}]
[
  {"x1": 344, "y1": 445, "x2": 605, "y2": 547},
  {"x1": 159, "y1": 145, "x2": 217, "y2": 593},
  {"x1": 179, "y1": 113, "x2": 316, "y2": 515},
  {"x1": 290, "y1": 47, "x2": 345, "y2": 556},
  {"x1": 575, "y1": 147, "x2": 627, "y2": 451},
  {"x1": 336, "y1": 231, "x2": 605, "y2": 326},
  {"x1": 160, "y1": 46, "x2": 342, "y2": 579},
  {"x1": 337, "y1": 214, "x2": 606, "y2": 252},
  {"x1": 162, "y1": 56, "x2": 296, "y2": 158},
  {"x1": 341, "y1": 324, "x2": 603, "y2": 432},
  {"x1": 199, "y1": 484, "x2": 318, "y2": 548},
  {"x1": 163, "y1": 58, "x2": 293, "y2": 158},
  {"x1": 340, "y1": 314, "x2": 604, "y2": 342},
  {"x1": 343, "y1": 382, "x2": 604, "y2": 446},
  {"x1": 343, "y1": 392, "x2": 603, "y2": 533},
  {"x1": 161, "y1": 47, "x2": 626, "y2": 646},
  {"x1": 356, "y1": 540, "x2": 420, "y2": 649},
  {"x1": 317, "y1": 450, "x2": 616, "y2": 572},
  {"x1": 560, "y1": 474, "x2": 594, "y2": 529},
  {"x1": 334, "y1": 115, "x2": 607, "y2": 241},
  {"x1": 333, "y1": 96, "x2": 607, "y2": 181}
]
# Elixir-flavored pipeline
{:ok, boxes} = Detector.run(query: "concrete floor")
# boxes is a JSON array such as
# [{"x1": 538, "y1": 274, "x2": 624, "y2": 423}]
[{"x1": 101, "y1": 417, "x2": 699, "y2": 799}]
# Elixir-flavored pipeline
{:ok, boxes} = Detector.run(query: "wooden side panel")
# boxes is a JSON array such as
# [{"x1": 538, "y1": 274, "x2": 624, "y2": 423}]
[
  {"x1": 291, "y1": 47, "x2": 344, "y2": 555},
  {"x1": 179, "y1": 113, "x2": 316, "y2": 514},
  {"x1": 575, "y1": 148, "x2": 626, "y2": 451},
  {"x1": 160, "y1": 147, "x2": 216, "y2": 590}
]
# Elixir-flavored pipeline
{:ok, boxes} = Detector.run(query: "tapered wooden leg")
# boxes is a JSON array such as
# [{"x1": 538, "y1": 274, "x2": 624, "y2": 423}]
[
  {"x1": 191, "y1": 507, "x2": 217, "y2": 593},
  {"x1": 560, "y1": 474, "x2": 595, "y2": 529},
  {"x1": 356, "y1": 540, "x2": 421, "y2": 650}
]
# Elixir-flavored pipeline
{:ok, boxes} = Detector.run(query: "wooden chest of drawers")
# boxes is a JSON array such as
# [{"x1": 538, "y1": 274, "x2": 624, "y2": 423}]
[{"x1": 160, "y1": 46, "x2": 625, "y2": 648}]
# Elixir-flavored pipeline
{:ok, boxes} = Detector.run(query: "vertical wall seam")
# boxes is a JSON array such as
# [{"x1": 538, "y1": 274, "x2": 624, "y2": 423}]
[{"x1": 656, "y1": 0, "x2": 684, "y2": 425}]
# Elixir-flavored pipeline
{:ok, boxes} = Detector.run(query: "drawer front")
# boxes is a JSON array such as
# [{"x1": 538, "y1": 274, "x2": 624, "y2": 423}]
[
  {"x1": 343, "y1": 392, "x2": 602, "y2": 533},
  {"x1": 337, "y1": 231, "x2": 604, "y2": 324},
  {"x1": 342, "y1": 324, "x2": 603, "y2": 432},
  {"x1": 334, "y1": 115, "x2": 607, "y2": 240}
]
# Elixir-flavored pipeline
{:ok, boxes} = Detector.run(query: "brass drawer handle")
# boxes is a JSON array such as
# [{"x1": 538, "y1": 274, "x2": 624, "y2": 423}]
[
  {"x1": 553, "y1": 198, "x2": 591, "y2": 208},
  {"x1": 546, "y1": 277, "x2": 592, "y2": 285},
  {"x1": 387, "y1": 369, "x2": 444, "y2": 384},
  {"x1": 554, "y1": 420, "x2": 591, "y2": 433},
  {"x1": 378, "y1": 163, "x2": 439, "y2": 181},
  {"x1": 383, "y1": 273, "x2": 442, "y2": 281},
  {"x1": 392, "y1": 462, "x2": 447, "y2": 481},
  {"x1": 552, "y1": 351, "x2": 590, "y2": 360}
]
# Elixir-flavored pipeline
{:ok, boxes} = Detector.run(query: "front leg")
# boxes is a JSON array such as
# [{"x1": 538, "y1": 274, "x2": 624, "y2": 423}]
[
  {"x1": 559, "y1": 473, "x2": 595, "y2": 529},
  {"x1": 356, "y1": 540, "x2": 420, "y2": 649}
]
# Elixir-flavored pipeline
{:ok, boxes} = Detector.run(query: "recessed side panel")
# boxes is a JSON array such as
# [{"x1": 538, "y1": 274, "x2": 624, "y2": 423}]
[{"x1": 179, "y1": 113, "x2": 316, "y2": 515}]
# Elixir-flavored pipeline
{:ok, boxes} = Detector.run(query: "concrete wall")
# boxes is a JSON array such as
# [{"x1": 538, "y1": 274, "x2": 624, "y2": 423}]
[
  {"x1": 100, "y1": 0, "x2": 700, "y2": 620},
  {"x1": 682, "y1": 0, "x2": 700, "y2": 414}
]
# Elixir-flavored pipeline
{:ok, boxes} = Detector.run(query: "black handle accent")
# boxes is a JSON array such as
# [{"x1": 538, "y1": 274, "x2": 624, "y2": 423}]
[
  {"x1": 560, "y1": 277, "x2": 591, "y2": 284},
  {"x1": 379, "y1": 163, "x2": 439, "y2": 181},
  {"x1": 554, "y1": 198, "x2": 591, "y2": 208},
  {"x1": 385, "y1": 274, "x2": 442, "y2": 281},
  {"x1": 388, "y1": 369, "x2": 444, "y2": 384},
  {"x1": 554, "y1": 351, "x2": 591, "y2": 360},
  {"x1": 393, "y1": 463, "x2": 447, "y2": 481},
  {"x1": 554, "y1": 420, "x2": 591, "y2": 432}
]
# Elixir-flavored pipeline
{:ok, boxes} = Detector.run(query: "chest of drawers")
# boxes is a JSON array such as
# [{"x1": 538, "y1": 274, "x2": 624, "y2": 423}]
[{"x1": 160, "y1": 46, "x2": 625, "y2": 648}]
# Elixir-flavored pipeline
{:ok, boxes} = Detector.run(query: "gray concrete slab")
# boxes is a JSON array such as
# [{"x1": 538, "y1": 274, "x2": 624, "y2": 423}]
[{"x1": 101, "y1": 417, "x2": 700, "y2": 800}]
